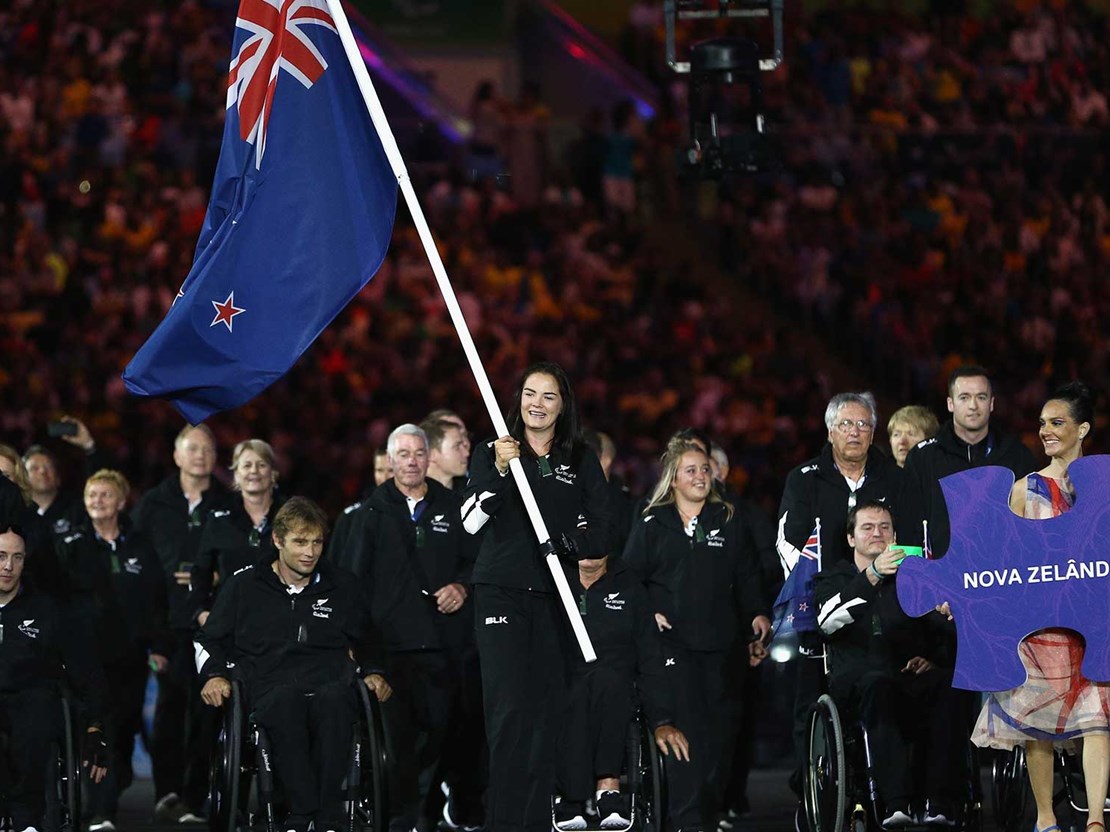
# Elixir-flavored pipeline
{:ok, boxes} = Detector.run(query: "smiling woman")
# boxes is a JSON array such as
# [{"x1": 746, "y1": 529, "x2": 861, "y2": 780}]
[
  {"x1": 188, "y1": 439, "x2": 285, "y2": 629},
  {"x1": 461, "y1": 361, "x2": 614, "y2": 832},
  {"x1": 972, "y1": 381, "x2": 1109, "y2": 832}
]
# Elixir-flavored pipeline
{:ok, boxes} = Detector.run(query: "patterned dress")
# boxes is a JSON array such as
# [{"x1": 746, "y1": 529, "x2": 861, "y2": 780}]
[{"x1": 972, "y1": 472, "x2": 1110, "y2": 750}]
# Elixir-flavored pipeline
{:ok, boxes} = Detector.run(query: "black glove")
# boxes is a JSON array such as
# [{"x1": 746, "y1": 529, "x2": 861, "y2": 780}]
[
  {"x1": 541, "y1": 533, "x2": 585, "y2": 561},
  {"x1": 83, "y1": 730, "x2": 110, "y2": 769}
]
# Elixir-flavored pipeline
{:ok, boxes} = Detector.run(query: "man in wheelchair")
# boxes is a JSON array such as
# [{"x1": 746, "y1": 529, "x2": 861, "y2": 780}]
[
  {"x1": 0, "y1": 524, "x2": 109, "y2": 832},
  {"x1": 554, "y1": 550, "x2": 689, "y2": 832},
  {"x1": 195, "y1": 498, "x2": 392, "y2": 832},
  {"x1": 814, "y1": 501, "x2": 968, "y2": 829}
]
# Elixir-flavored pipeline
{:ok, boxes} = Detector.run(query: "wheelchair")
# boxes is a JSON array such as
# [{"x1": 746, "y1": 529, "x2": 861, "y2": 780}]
[
  {"x1": 208, "y1": 678, "x2": 389, "y2": 832},
  {"x1": 0, "y1": 694, "x2": 82, "y2": 832},
  {"x1": 549, "y1": 705, "x2": 667, "y2": 832},
  {"x1": 805, "y1": 692, "x2": 983, "y2": 832},
  {"x1": 990, "y1": 745, "x2": 1110, "y2": 832}
]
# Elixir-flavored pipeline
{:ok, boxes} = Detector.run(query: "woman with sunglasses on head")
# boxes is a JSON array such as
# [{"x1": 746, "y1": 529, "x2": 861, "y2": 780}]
[
  {"x1": 462, "y1": 361, "x2": 613, "y2": 832},
  {"x1": 188, "y1": 439, "x2": 284, "y2": 627},
  {"x1": 969, "y1": 382, "x2": 1109, "y2": 832}
]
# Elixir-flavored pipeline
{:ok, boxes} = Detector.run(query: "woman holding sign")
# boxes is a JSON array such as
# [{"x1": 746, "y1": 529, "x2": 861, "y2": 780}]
[{"x1": 971, "y1": 382, "x2": 1110, "y2": 832}]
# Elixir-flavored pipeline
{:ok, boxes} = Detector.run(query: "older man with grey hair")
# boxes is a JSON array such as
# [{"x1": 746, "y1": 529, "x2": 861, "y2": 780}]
[{"x1": 775, "y1": 391, "x2": 905, "y2": 831}]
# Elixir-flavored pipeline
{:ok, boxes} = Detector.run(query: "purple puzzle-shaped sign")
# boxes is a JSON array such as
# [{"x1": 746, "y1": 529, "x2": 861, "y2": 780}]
[{"x1": 896, "y1": 455, "x2": 1110, "y2": 692}]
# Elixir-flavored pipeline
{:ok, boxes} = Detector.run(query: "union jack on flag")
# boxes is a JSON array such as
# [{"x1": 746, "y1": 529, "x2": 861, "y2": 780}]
[
  {"x1": 772, "y1": 523, "x2": 822, "y2": 639},
  {"x1": 228, "y1": 0, "x2": 337, "y2": 167},
  {"x1": 123, "y1": 0, "x2": 398, "y2": 423}
]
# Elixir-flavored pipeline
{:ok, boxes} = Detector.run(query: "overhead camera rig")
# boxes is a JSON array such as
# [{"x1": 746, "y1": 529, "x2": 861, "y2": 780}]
[{"x1": 665, "y1": 0, "x2": 784, "y2": 177}]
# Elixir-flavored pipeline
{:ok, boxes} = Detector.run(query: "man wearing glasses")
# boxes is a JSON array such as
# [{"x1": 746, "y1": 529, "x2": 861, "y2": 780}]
[
  {"x1": 132, "y1": 424, "x2": 228, "y2": 825},
  {"x1": 776, "y1": 391, "x2": 905, "y2": 832}
]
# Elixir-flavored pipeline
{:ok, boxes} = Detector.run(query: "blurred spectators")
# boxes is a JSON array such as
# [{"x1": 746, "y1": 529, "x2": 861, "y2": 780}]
[{"x1": 4, "y1": 0, "x2": 1108, "y2": 529}]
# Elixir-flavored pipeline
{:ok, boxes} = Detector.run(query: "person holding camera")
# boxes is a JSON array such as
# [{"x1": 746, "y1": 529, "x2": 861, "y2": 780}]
[{"x1": 461, "y1": 362, "x2": 613, "y2": 832}]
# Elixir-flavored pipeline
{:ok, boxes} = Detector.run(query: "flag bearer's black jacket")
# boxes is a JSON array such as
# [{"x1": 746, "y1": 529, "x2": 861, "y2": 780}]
[
  {"x1": 188, "y1": 496, "x2": 284, "y2": 624},
  {"x1": 463, "y1": 439, "x2": 613, "y2": 592},
  {"x1": 361, "y1": 479, "x2": 477, "y2": 652},
  {"x1": 813, "y1": 559, "x2": 953, "y2": 682},
  {"x1": 56, "y1": 518, "x2": 172, "y2": 667},
  {"x1": 0, "y1": 580, "x2": 108, "y2": 728},
  {"x1": 622, "y1": 500, "x2": 769, "y2": 653},
  {"x1": 900, "y1": 423, "x2": 1035, "y2": 556},
  {"x1": 194, "y1": 554, "x2": 385, "y2": 695},
  {"x1": 566, "y1": 560, "x2": 676, "y2": 730},
  {"x1": 131, "y1": 474, "x2": 230, "y2": 629}
]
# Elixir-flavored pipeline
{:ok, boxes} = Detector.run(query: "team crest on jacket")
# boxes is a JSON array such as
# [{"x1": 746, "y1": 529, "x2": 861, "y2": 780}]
[
  {"x1": 604, "y1": 592, "x2": 625, "y2": 611},
  {"x1": 431, "y1": 514, "x2": 451, "y2": 534},
  {"x1": 555, "y1": 464, "x2": 576, "y2": 485},
  {"x1": 707, "y1": 529, "x2": 725, "y2": 548},
  {"x1": 18, "y1": 619, "x2": 39, "y2": 639},
  {"x1": 312, "y1": 598, "x2": 332, "y2": 619},
  {"x1": 124, "y1": 557, "x2": 143, "y2": 575}
]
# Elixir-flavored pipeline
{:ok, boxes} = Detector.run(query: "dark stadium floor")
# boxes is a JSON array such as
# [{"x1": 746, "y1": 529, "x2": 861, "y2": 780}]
[{"x1": 116, "y1": 768, "x2": 1018, "y2": 832}]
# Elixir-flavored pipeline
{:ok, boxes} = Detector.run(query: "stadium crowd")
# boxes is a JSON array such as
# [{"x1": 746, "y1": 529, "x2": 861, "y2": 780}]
[{"x1": 2, "y1": 1, "x2": 1110, "y2": 832}]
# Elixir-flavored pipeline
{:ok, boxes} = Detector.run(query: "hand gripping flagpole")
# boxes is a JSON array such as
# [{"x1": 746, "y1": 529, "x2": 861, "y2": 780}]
[{"x1": 326, "y1": 0, "x2": 596, "y2": 662}]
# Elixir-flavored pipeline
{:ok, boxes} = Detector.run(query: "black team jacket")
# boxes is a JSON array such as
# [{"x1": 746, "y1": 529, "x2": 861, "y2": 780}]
[
  {"x1": 814, "y1": 559, "x2": 953, "y2": 684},
  {"x1": 187, "y1": 496, "x2": 284, "y2": 625},
  {"x1": 56, "y1": 517, "x2": 172, "y2": 667},
  {"x1": 623, "y1": 499, "x2": 768, "y2": 653},
  {"x1": 899, "y1": 423, "x2": 1035, "y2": 557},
  {"x1": 131, "y1": 474, "x2": 230, "y2": 629},
  {"x1": 776, "y1": 444, "x2": 904, "y2": 574},
  {"x1": 194, "y1": 554, "x2": 384, "y2": 698},
  {"x1": 353, "y1": 478, "x2": 477, "y2": 652},
  {"x1": 0, "y1": 581, "x2": 108, "y2": 728},
  {"x1": 566, "y1": 560, "x2": 676, "y2": 729},
  {"x1": 462, "y1": 439, "x2": 613, "y2": 592}
]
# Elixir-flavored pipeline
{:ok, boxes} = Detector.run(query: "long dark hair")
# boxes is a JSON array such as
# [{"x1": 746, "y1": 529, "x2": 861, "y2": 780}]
[
  {"x1": 1048, "y1": 381, "x2": 1094, "y2": 428},
  {"x1": 505, "y1": 361, "x2": 580, "y2": 458}
]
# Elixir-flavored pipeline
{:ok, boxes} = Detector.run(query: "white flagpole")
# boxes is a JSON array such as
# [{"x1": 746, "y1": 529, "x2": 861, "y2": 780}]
[{"x1": 326, "y1": 0, "x2": 596, "y2": 662}]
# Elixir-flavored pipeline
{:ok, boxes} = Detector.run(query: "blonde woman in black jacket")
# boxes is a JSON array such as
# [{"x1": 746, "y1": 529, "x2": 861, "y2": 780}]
[{"x1": 624, "y1": 438, "x2": 771, "y2": 832}]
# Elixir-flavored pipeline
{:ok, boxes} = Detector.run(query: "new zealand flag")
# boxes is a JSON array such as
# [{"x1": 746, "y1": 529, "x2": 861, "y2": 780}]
[{"x1": 123, "y1": 0, "x2": 398, "y2": 423}]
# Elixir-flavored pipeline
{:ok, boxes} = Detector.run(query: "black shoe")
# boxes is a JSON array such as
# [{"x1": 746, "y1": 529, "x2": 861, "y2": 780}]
[
  {"x1": 554, "y1": 800, "x2": 587, "y2": 831},
  {"x1": 596, "y1": 791, "x2": 631, "y2": 830}
]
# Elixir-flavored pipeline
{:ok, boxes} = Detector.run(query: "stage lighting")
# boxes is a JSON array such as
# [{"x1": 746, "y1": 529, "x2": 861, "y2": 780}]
[{"x1": 665, "y1": 0, "x2": 784, "y2": 178}]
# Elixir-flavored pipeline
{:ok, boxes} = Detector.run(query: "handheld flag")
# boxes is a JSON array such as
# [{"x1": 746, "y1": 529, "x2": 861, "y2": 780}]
[
  {"x1": 772, "y1": 522, "x2": 821, "y2": 639},
  {"x1": 122, "y1": 0, "x2": 398, "y2": 423}
]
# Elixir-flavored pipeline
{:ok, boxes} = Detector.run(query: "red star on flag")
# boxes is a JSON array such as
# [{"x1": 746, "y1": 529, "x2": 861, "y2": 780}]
[{"x1": 211, "y1": 291, "x2": 246, "y2": 332}]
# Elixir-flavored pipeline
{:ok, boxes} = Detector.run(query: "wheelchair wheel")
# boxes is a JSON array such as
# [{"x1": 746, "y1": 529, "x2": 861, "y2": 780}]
[
  {"x1": 43, "y1": 697, "x2": 81, "y2": 832},
  {"x1": 961, "y1": 741, "x2": 983, "y2": 832},
  {"x1": 354, "y1": 680, "x2": 389, "y2": 831},
  {"x1": 805, "y1": 694, "x2": 847, "y2": 832},
  {"x1": 630, "y1": 717, "x2": 666, "y2": 832},
  {"x1": 990, "y1": 746, "x2": 1030, "y2": 832},
  {"x1": 209, "y1": 681, "x2": 244, "y2": 832}
]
